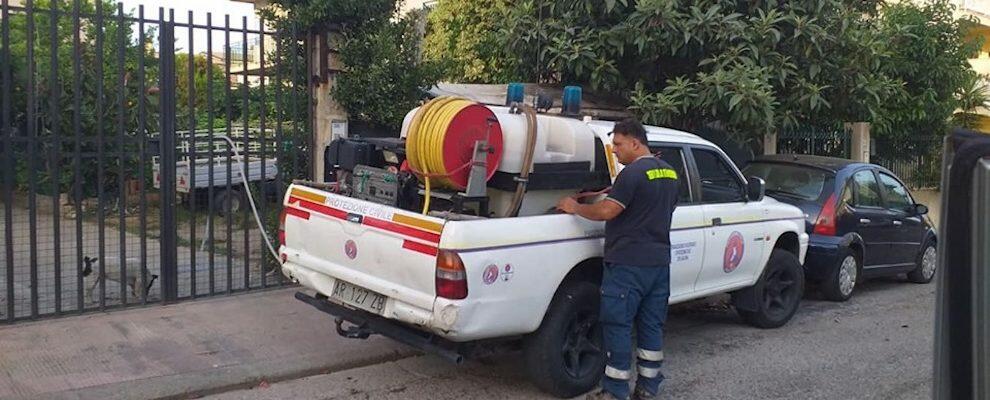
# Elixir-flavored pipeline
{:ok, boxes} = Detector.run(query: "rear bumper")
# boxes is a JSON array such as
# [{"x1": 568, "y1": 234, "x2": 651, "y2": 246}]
[
  {"x1": 803, "y1": 235, "x2": 845, "y2": 280},
  {"x1": 281, "y1": 260, "x2": 535, "y2": 342},
  {"x1": 294, "y1": 291, "x2": 466, "y2": 364}
]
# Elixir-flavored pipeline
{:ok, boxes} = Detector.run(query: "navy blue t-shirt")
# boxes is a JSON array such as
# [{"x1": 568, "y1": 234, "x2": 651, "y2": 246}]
[{"x1": 604, "y1": 156, "x2": 679, "y2": 267}]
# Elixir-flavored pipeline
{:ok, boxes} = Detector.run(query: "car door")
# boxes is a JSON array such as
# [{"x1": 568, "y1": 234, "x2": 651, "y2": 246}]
[
  {"x1": 651, "y1": 144, "x2": 705, "y2": 300},
  {"x1": 689, "y1": 147, "x2": 766, "y2": 293},
  {"x1": 877, "y1": 171, "x2": 926, "y2": 266},
  {"x1": 846, "y1": 169, "x2": 894, "y2": 267}
]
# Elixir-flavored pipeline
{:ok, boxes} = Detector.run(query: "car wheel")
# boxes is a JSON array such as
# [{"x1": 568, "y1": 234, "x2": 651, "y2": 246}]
[
  {"x1": 737, "y1": 249, "x2": 805, "y2": 329},
  {"x1": 820, "y1": 248, "x2": 859, "y2": 302},
  {"x1": 907, "y1": 241, "x2": 937, "y2": 284},
  {"x1": 523, "y1": 281, "x2": 605, "y2": 398},
  {"x1": 214, "y1": 188, "x2": 245, "y2": 217}
]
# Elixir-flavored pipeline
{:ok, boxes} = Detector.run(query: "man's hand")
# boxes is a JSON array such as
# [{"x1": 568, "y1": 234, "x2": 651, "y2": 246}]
[
  {"x1": 556, "y1": 195, "x2": 623, "y2": 221},
  {"x1": 556, "y1": 196, "x2": 579, "y2": 214}
]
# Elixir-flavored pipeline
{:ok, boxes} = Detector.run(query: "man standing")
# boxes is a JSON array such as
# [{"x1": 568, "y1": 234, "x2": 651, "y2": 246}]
[{"x1": 557, "y1": 118, "x2": 679, "y2": 400}]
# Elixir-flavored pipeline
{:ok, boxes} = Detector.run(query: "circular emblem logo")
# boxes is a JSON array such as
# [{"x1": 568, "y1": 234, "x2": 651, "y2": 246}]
[
  {"x1": 723, "y1": 231, "x2": 745, "y2": 273},
  {"x1": 482, "y1": 264, "x2": 499, "y2": 285},
  {"x1": 344, "y1": 240, "x2": 358, "y2": 260}
]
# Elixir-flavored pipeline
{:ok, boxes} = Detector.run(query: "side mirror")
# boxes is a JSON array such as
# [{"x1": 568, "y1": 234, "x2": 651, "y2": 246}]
[
  {"x1": 747, "y1": 176, "x2": 765, "y2": 202},
  {"x1": 913, "y1": 203, "x2": 929, "y2": 216}
]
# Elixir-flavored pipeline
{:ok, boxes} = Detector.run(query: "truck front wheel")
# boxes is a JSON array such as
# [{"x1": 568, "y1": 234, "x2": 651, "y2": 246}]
[
  {"x1": 523, "y1": 281, "x2": 605, "y2": 398},
  {"x1": 735, "y1": 249, "x2": 804, "y2": 329}
]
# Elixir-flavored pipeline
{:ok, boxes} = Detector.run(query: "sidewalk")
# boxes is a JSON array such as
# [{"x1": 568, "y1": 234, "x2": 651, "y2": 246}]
[{"x1": 0, "y1": 288, "x2": 416, "y2": 400}]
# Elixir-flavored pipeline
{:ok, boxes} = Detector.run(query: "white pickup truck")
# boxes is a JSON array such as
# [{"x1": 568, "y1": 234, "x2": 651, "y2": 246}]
[{"x1": 280, "y1": 122, "x2": 808, "y2": 397}]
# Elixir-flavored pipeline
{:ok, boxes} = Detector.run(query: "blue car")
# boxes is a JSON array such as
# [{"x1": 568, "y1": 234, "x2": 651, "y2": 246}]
[{"x1": 743, "y1": 155, "x2": 937, "y2": 301}]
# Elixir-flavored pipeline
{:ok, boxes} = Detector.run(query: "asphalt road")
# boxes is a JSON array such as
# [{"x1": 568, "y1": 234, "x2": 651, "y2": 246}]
[{"x1": 206, "y1": 277, "x2": 936, "y2": 400}]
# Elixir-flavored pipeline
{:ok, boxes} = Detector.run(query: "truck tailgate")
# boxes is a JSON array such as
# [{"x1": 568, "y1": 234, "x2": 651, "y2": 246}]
[{"x1": 281, "y1": 185, "x2": 444, "y2": 311}]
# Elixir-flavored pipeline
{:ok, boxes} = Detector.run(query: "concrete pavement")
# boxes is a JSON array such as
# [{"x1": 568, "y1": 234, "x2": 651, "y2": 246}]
[
  {"x1": 205, "y1": 278, "x2": 937, "y2": 400},
  {"x1": 0, "y1": 287, "x2": 415, "y2": 400}
]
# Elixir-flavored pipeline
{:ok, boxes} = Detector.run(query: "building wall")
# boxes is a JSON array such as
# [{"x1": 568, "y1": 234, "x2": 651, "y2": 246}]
[
  {"x1": 954, "y1": 1, "x2": 990, "y2": 131},
  {"x1": 399, "y1": 0, "x2": 435, "y2": 15}
]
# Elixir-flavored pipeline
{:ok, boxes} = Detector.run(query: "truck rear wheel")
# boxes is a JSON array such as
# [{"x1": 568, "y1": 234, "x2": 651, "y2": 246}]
[
  {"x1": 737, "y1": 249, "x2": 804, "y2": 329},
  {"x1": 523, "y1": 281, "x2": 605, "y2": 398}
]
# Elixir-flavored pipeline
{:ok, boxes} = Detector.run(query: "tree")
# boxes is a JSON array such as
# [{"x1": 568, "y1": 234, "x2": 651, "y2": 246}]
[
  {"x1": 498, "y1": 0, "x2": 901, "y2": 143},
  {"x1": 422, "y1": 0, "x2": 520, "y2": 83},
  {"x1": 421, "y1": 0, "x2": 979, "y2": 145},
  {"x1": 260, "y1": 0, "x2": 441, "y2": 131},
  {"x1": 334, "y1": 17, "x2": 442, "y2": 129},
  {"x1": 2, "y1": 0, "x2": 158, "y2": 195},
  {"x1": 952, "y1": 73, "x2": 990, "y2": 129},
  {"x1": 874, "y1": 0, "x2": 982, "y2": 140},
  {"x1": 175, "y1": 53, "x2": 230, "y2": 128}
]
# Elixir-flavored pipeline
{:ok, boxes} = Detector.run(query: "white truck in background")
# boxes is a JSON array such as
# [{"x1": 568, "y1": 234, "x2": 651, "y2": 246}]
[
  {"x1": 152, "y1": 129, "x2": 279, "y2": 216},
  {"x1": 279, "y1": 104, "x2": 808, "y2": 398}
]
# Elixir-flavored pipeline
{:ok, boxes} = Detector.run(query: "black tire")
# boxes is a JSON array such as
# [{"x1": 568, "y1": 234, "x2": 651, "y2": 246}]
[
  {"x1": 738, "y1": 249, "x2": 805, "y2": 329},
  {"x1": 523, "y1": 281, "x2": 605, "y2": 398},
  {"x1": 907, "y1": 240, "x2": 937, "y2": 283},
  {"x1": 820, "y1": 248, "x2": 860, "y2": 302},
  {"x1": 213, "y1": 188, "x2": 245, "y2": 217}
]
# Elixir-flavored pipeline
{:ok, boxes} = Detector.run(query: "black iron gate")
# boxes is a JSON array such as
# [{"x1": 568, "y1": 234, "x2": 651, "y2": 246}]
[
  {"x1": 0, "y1": 0, "x2": 310, "y2": 322},
  {"x1": 777, "y1": 124, "x2": 851, "y2": 159}
]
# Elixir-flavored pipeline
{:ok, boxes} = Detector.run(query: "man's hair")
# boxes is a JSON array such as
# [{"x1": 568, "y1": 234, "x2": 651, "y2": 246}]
[{"x1": 613, "y1": 118, "x2": 648, "y2": 146}]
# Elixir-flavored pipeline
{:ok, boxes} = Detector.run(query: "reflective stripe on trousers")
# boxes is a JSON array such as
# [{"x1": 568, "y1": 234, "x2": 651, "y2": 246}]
[
  {"x1": 637, "y1": 348, "x2": 664, "y2": 361},
  {"x1": 605, "y1": 365, "x2": 633, "y2": 380}
]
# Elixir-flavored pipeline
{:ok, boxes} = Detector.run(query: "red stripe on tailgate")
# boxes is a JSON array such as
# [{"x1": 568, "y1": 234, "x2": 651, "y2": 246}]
[
  {"x1": 291, "y1": 196, "x2": 440, "y2": 243},
  {"x1": 293, "y1": 197, "x2": 347, "y2": 220},
  {"x1": 364, "y1": 216, "x2": 441, "y2": 243},
  {"x1": 284, "y1": 206, "x2": 310, "y2": 220},
  {"x1": 402, "y1": 240, "x2": 439, "y2": 256}
]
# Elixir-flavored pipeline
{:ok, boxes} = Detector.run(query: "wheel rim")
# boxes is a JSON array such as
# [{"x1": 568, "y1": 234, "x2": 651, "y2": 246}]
[
  {"x1": 220, "y1": 193, "x2": 241, "y2": 214},
  {"x1": 561, "y1": 311, "x2": 603, "y2": 379},
  {"x1": 763, "y1": 266, "x2": 800, "y2": 319},
  {"x1": 838, "y1": 255, "x2": 858, "y2": 297},
  {"x1": 922, "y1": 246, "x2": 937, "y2": 280}
]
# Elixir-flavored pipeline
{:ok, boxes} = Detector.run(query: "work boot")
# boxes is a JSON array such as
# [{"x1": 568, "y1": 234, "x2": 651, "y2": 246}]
[
  {"x1": 631, "y1": 385, "x2": 657, "y2": 400},
  {"x1": 586, "y1": 389, "x2": 626, "y2": 400}
]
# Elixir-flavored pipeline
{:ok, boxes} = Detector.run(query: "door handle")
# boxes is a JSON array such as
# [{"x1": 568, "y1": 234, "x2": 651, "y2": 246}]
[
  {"x1": 859, "y1": 218, "x2": 871, "y2": 225},
  {"x1": 712, "y1": 217, "x2": 722, "y2": 226},
  {"x1": 893, "y1": 220, "x2": 903, "y2": 226}
]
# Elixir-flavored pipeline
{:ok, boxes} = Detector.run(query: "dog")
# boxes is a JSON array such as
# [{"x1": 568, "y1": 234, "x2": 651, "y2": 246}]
[{"x1": 82, "y1": 256, "x2": 158, "y2": 301}]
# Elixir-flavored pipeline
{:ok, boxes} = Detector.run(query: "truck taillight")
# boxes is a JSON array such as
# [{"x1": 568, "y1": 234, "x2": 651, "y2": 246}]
[
  {"x1": 278, "y1": 208, "x2": 287, "y2": 247},
  {"x1": 436, "y1": 250, "x2": 467, "y2": 300},
  {"x1": 813, "y1": 193, "x2": 838, "y2": 236}
]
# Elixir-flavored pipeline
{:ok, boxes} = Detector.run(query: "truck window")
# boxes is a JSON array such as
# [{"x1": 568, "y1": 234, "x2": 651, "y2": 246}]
[
  {"x1": 691, "y1": 148, "x2": 744, "y2": 203},
  {"x1": 651, "y1": 146, "x2": 692, "y2": 203}
]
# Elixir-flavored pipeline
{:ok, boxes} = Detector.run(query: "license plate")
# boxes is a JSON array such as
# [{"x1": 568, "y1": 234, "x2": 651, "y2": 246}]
[{"x1": 330, "y1": 280, "x2": 387, "y2": 315}]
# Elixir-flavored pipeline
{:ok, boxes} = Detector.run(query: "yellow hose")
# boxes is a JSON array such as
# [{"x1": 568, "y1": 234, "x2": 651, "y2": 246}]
[{"x1": 405, "y1": 97, "x2": 476, "y2": 214}]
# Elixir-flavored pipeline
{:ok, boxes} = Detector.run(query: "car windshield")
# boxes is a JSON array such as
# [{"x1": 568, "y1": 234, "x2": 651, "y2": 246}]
[{"x1": 743, "y1": 162, "x2": 831, "y2": 201}]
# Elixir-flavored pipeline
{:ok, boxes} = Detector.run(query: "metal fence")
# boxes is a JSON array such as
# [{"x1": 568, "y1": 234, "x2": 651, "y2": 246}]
[
  {"x1": 777, "y1": 125, "x2": 942, "y2": 189},
  {"x1": 0, "y1": 0, "x2": 311, "y2": 322},
  {"x1": 777, "y1": 125, "x2": 851, "y2": 158},
  {"x1": 872, "y1": 136, "x2": 943, "y2": 189}
]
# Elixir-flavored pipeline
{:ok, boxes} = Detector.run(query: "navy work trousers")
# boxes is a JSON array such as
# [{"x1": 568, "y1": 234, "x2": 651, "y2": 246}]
[{"x1": 600, "y1": 262, "x2": 670, "y2": 399}]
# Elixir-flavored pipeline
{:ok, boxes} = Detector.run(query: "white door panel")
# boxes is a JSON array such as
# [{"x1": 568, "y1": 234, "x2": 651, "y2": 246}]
[
  {"x1": 696, "y1": 202, "x2": 767, "y2": 292},
  {"x1": 669, "y1": 205, "x2": 706, "y2": 298}
]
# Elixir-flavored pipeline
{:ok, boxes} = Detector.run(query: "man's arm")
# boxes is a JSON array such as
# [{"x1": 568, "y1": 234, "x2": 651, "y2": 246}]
[{"x1": 556, "y1": 197, "x2": 624, "y2": 221}]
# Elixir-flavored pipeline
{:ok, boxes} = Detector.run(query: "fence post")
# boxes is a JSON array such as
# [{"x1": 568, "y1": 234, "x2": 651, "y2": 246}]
[
  {"x1": 763, "y1": 131, "x2": 777, "y2": 155},
  {"x1": 159, "y1": 12, "x2": 178, "y2": 303},
  {"x1": 846, "y1": 122, "x2": 871, "y2": 162}
]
